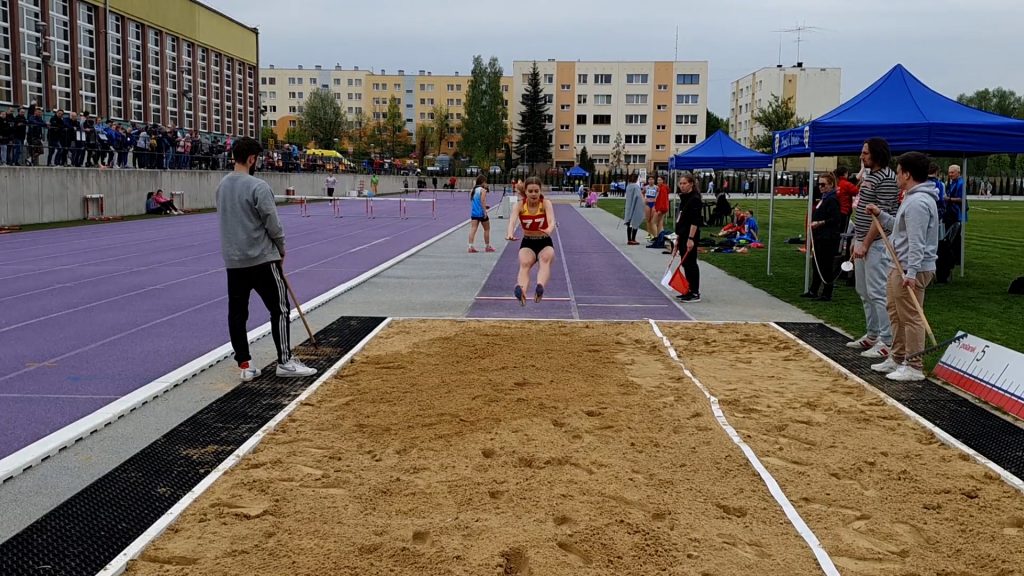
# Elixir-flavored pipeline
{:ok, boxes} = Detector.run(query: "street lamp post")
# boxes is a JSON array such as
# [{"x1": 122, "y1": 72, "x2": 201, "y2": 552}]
[{"x1": 35, "y1": 20, "x2": 50, "y2": 111}]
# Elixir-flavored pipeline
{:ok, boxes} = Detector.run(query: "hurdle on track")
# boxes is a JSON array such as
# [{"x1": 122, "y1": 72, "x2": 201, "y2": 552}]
[{"x1": 273, "y1": 195, "x2": 436, "y2": 220}]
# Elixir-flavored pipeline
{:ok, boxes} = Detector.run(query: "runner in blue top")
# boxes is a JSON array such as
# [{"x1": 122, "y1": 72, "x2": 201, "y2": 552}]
[{"x1": 468, "y1": 174, "x2": 495, "y2": 253}]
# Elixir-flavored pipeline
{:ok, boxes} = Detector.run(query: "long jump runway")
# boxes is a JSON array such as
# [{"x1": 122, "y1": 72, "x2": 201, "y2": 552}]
[
  {"x1": 468, "y1": 204, "x2": 691, "y2": 320},
  {"x1": 0, "y1": 198, "x2": 464, "y2": 462}
]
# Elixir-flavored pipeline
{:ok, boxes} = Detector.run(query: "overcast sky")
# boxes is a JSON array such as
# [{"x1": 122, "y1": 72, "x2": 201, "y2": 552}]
[{"x1": 208, "y1": 0, "x2": 1023, "y2": 117}]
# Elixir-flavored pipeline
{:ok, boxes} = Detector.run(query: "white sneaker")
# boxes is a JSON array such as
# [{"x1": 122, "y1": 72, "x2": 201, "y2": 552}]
[
  {"x1": 240, "y1": 363, "x2": 261, "y2": 382},
  {"x1": 276, "y1": 358, "x2": 317, "y2": 378},
  {"x1": 870, "y1": 357, "x2": 900, "y2": 373},
  {"x1": 846, "y1": 334, "x2": 876, "y2": 349},
  {"x1": 860, "y1": 341, "x2": 890, "y2": 358},
  {"x1": 886, "y1": 363, "x2": 926, "y2": 382}
]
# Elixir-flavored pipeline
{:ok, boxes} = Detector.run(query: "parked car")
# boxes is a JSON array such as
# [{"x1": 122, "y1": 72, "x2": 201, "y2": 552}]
[
  {"x1": 466, "y1": 165, "x2": 481, "y2": 176},
  {"x1": 488, "y1": 165, "x2": 502, "y2": 175}
]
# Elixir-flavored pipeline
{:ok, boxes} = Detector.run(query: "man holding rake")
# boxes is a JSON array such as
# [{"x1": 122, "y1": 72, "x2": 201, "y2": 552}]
[
  {"x1": 217, "y1": 137, "x2": 317, "y2": 382},
  {"x1": 865, "y1": 151, "x2": 940, "y2": 382}
]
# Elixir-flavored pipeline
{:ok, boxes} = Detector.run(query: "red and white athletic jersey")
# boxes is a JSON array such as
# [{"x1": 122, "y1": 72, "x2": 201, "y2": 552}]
[{"x1": 519, "y1": 200, "x2": 548, "y2": 232}]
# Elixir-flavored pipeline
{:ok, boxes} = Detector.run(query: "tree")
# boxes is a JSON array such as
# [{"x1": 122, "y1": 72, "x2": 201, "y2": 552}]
[
  {"x1": 415, "y1": 123, "x2": 435, "y2": 163},
  {"x1": 462, "y1": 55, "x2": 509, "y2": 165},
  {"x1": 514, "y1": 61, "x2": 552, "y2": 166},
  {"x1": 751, "y1": 95, "x2": 803, "y2": 153},
  {"x1": 609, "y1": 132, "x2": 624, "y2": 174},
  {"x1": 259, "y1": 126, "x2": 276, "y2": 147},
  {"x1": 283, "y1": 125, "x2": 310, "y2": 147},
  {"x1": 578, "y1": 146, "x2": 596, "y2": 174},
  {"x1": 379, "y1": 96, "x2": 412, "y2": 158},
  {"x1": 298, "y1": 88, "x2": 345, "y2": 150},
  {"x1": 1017, "y1": 154, "x2": 1024, "y2": 173},
  {"x1": 957, "y1": 88, "x2": 1024, "y2": 171},
  {"x1": 349, "y1": 112, "x2": 372, "y2": 160},
  {"x1": 431, "y1": 104, "x2": 451, "y2": 155},
  {"x1": 988, "y1": 154, "x2": 1012, "y2": 174},
  {"x1": 706, "y1": 109, "x2": 729, "y2": 135}
]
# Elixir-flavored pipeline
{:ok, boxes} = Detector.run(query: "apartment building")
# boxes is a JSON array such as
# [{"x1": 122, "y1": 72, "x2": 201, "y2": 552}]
[
  {"x1": 260, "y1": 65, "x2": 512, "y2": 153},
  {"x1": 730, "y1": 64, "x2": 841, "y2": 167},
  {"x1": 510, "y1": 59, "x2": 709, "y2": 172},
  {"x1": 0, "y1": 0, "x2": 259, "y2": 137}
]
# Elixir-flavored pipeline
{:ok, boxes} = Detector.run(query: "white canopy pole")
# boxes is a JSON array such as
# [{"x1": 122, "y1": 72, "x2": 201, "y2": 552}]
[
  {"x1": 960, "y1": 157, "x2": 967, "y2": 277},
  {"x1": 767, "y1": 158, "x2": 778, "y2": 275},
  {"x1": 804, "y1": 153, "x2": 816, "y2": 292}
]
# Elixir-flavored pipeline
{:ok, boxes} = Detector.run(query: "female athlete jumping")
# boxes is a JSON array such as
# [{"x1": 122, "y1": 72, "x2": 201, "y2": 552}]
[{"x1": 505, "y1": 176, "x2": 556, "y2": 305}]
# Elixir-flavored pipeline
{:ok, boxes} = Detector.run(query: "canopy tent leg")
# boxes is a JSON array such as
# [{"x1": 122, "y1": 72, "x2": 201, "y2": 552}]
[
  {"x1": 767, "y1": 159, "x2": 778, "y2": 276},
  {"x1": 804, "y1": 153, "x2": 815, "y2": 292},
  {"x1": 961, "y1": 158, "x2": 967, "y2": 277}
]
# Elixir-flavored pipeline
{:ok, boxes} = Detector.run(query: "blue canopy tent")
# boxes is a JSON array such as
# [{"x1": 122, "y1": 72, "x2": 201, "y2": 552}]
[
  {"x1": 669, "y1": 129, "x2": 773, "y2": 170},
  {"x1": 566, "y1": 166, "x2": 590, "y2": 178},
  {"x1": 769, "y1": 64, "x2": 1024, "y2": 287}
]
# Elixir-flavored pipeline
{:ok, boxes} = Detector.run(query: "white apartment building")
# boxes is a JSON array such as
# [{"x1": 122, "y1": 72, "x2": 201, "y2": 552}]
[
  {"x1": 730, "y1": 65, "x2": 841, "y2": 151},
  {"x1": 511, "y1": 59, "x2": 709, "y2": 172},
  {"x1": 259, "y1": 64, "x2": 370, "y2": 132}
]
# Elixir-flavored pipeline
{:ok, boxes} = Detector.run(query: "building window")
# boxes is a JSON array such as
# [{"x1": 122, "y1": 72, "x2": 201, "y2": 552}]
[
  {"x1": 559, "y1": 144, "x2": 570, "y2": 150},
  {"x1": 676, "y1": 74, "x2": 700, "y2": 85},
  {"x1": 544, "y1": 113, "x2": 553, "y2": 123},
  {"x1": 18, "y1": 0, "x2": 44, "y2": 107},
  {"x1": 577, "y1": 94, "x2": 587, "y2": 105},
  {"x1": 624, "y1": 154, "x2": 646, "y2": 164},
  {"x1": 675, "y1": 114, "x2": 698, "y2": 125},
  {"x1": 49, "y1": 0, "x2": 73, "y2": 111},
  {"x1": 592, "y1": 114, "x2": 611, "y2": 125},
  {"x1": 592, "y1": 134, "x2": 610, "y2": 144},
  {"x1": 543, "y1": 73, "x2": 553, "y2": 84},
  {"x1": 594, "y1": 94, "x2": 612, "y2": 105},
  {"x1": 625, "y1": 94, "x2": 648, "y2": 104},
  {"x1": 560, "y1": 83, "x2": 571, "y2": 91},
  {"x1": 559, "y1": 104, "x2": 570, "y2": 111},
  {"x1": 656, "y1": 104, "x2": 668, "y2": 111},
  {"x1": 288, "y1": 119, "x2": 296, "y2": 127},
  {"x1": 545, "y1": 94, "x2": 553, "y2": 104},
  {"x1": 594, "y1": 74, "x2": 612, "y2": 84},
  {"x1": 147, "y1": 28, "x2": 161, "y2": 123},
  {"x1": 625, "y1": 134, "x2": 646, "y2": 144},
  {"x1": 656, "y1": 144, "x2": 667, "y2": 151},
  {"x1": 625, "y1": 114, "x2": 647, "y2": 124},
  {"x1": 626, "y1": 73, "x2": 648, "y2": 84},
  {"x1": 676, "y1": 94, "x2": 700, "y2": 104},
  {"x1": 0, "y1": 0, "x2": 13, "y2": 103},
  {"x1": 576, "y1": 114, "x2": 586, "y2": 125},
  {"x1": 576, "y1": 134, "x2": 586, "y2": 144},
  {"x1": 674, "y1": 134, "x2": 697, "y2": 144},
  {"x1": 559, "y1": 124, "x2": 569, "y2": 131},
  {"x1": 577, "y1": 73, "x2": 587, "y2": 84},
  {"x1": 656, "y1": 124, "x2": 666, "y2": 131},
  {"x1": 657, "y1": 83, "x2": 669, "y2": 91}
]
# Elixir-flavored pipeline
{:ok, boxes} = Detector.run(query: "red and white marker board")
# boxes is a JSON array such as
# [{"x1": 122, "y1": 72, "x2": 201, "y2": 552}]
[{"x1": 933, "y1": 332, "x2": 1024, "y2": 419}]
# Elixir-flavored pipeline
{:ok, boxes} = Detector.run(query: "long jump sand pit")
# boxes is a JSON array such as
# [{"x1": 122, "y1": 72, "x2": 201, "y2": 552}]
[{"x1": 125, "y1": 320, "x2": 1024, "y2": 576}]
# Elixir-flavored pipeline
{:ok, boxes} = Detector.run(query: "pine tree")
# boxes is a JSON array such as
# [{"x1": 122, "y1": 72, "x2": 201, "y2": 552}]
[
  {"x1": 514, "y1": 62, "x2": 552, "y2": 166},
  {"x1": 578, "y1": 146, "x2": 595, "y2": 174},
  {"x1": 609, "y1": 132, "x2": 624, "y2": 174}
]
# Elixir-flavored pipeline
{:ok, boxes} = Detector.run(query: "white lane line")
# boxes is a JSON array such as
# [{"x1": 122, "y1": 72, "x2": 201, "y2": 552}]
[
  {"x1": 0, "y1": 216, "x2": 473, "y2": 482},
  {"x1": 553, "y1": 209, "x2": 580, "y2": 320},
  {"x1": 770, "y1": 322, "x2": 1024, "y2": 495},
  {"x1": 0, "y1": 393, "x2": 122, "y2": 399},
  {"x1": 576, "y1": 303, "x2": 670, "y2": 308},
  {"x1": 474, "y1": 296, "x2": 572, "y2": 301},
  {"x1": 649, "y1": 320, "x2": 840, "y2": 576},
  {"x1": 95, "y1": 320, "x2": 392, "y2": 576}
]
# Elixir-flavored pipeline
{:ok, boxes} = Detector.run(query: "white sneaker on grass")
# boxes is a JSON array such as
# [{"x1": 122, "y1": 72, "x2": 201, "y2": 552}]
[
  {"x1": 846, "y1": 334, "x2": 876, "y2": 349},
  {"x1": 886, "y1": 363, "x2": 926, "y2": 382},
  {"x1": 860, "y1": 341, "x2": 890, "y2": 358},
  {"x1": 870, "y1": 357, "x2": 900, "y2": 373},
  {"x1": 240, "y1": 362, "x2": 261, "y2": 382},
  {"x1": 276, "y1": 358, "x2": 317, "y2": 378}
]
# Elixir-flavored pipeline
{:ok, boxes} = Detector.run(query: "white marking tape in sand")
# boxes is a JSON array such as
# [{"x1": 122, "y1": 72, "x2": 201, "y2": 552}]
[
  {"x1": 95, "y1": 318, "x2": 392, "y2": 576},
  {"x1": 648, "y1": 320, "x2": 840, "y2": 576},
  {"x1": 0, "y1": 215, "x2": 474, "y2": 483},
  {"x1": 770, "y1": 322, "x2": 1024, "y2": 495}
]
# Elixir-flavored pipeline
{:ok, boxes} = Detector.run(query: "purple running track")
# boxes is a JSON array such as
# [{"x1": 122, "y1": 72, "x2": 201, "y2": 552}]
[
  {"x1": 0, "y1": 198, "x2": 466, "y2": 460},
  {"x1": 467, "y1": 205, "x2": 692, "y2": 321}
]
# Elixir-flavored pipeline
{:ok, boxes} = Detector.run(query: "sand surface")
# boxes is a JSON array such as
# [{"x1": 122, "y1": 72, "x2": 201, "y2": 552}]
[{"x1": 125, "y1": 320, "x2": 1024, "y2": 576}]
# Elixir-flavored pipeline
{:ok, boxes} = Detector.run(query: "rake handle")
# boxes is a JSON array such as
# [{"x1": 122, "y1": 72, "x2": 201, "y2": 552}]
[
  {"x1": 871, "y1": 215, "x2": 936, "y2": 346},
  {"x1": 279, "y1": 263, "x2": 317, "y2": 347}
]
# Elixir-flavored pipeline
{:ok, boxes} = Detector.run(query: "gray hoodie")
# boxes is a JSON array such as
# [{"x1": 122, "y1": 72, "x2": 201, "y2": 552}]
[
  {"x1": 623, "y1": 183, "x2": 645, "y2": 228},
  {"x1": 876, "y1": 180, "x2": 939, "y2": 279},
  {"x1": 216, "y1": 171, "x2": 285, "y2": 269}
]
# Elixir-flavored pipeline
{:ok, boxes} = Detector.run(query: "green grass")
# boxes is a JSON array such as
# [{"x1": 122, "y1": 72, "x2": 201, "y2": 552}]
[{"x1": 601, "y1": 198, "x2": 1024, "y2": 363}]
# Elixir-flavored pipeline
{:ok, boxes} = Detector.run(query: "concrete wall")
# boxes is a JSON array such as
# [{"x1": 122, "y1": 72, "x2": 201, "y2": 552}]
[{"x1": 0, "y1": 169, "x2": 476, "y2": 226}]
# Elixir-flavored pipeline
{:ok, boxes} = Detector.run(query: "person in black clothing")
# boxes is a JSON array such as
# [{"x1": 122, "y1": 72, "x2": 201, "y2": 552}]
[
  {"x1": 26, "y1": 108, "x2": 46, "y2": 165},
  {"x1": 0, "y1": 109, "x2": 11, "y2": 165},
  {"x1": 47, "y1": 110, "x2": 64, "y2": 166},
  {"x1": 10, "y1": 107, "x2": 28, "y2": 166},
  {"x1": 804, "y1": 172, "x2": 844, "y2": 301},
  {"x1": 671, "y1": 172, "x2": 703, "y2": 302}
]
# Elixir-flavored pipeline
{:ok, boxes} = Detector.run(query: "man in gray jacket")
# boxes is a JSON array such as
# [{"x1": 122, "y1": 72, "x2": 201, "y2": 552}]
[
  {"x1": 217, "y1": 137, "x2": 316, "y2": 381},
  {"x1": 866, "y1": 151, "x2": 939, "y2": 382}
]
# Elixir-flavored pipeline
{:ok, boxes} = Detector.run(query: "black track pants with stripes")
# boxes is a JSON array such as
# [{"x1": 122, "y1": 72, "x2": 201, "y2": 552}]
[{"x1": 226, "y1": 261, "x2": 291, "y2": 366}]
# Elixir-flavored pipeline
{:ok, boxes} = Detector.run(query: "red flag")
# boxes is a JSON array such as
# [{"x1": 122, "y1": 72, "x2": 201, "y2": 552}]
[{"x1": 661, "y1": 263, "x2": 690, "y2": 295}]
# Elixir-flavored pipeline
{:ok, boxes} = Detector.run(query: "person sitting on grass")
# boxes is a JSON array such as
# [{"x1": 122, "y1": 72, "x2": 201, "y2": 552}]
[
  {"x1": 585, "y1": 189, "x2": 599, "y2": 208},
  {"x1": 716, "y1": 208, "x2": 747, "y2": 237},
  {"x1": 153, "y1": 189, "x2": 183, "y2": 214}
]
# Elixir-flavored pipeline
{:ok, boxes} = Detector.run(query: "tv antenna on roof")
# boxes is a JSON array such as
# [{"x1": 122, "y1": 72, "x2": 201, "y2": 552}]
[{"x1": 774, "y1": 23, "x2": 822, "y2": 65}]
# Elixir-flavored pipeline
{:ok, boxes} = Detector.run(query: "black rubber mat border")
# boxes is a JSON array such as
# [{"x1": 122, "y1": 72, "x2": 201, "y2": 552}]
[
  {"x1": 777, "y1": 322, "x2": 1024, "y2": 480},
  {"x1": 0, "y1": 315, "x2": 386, "y2": 576}
]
